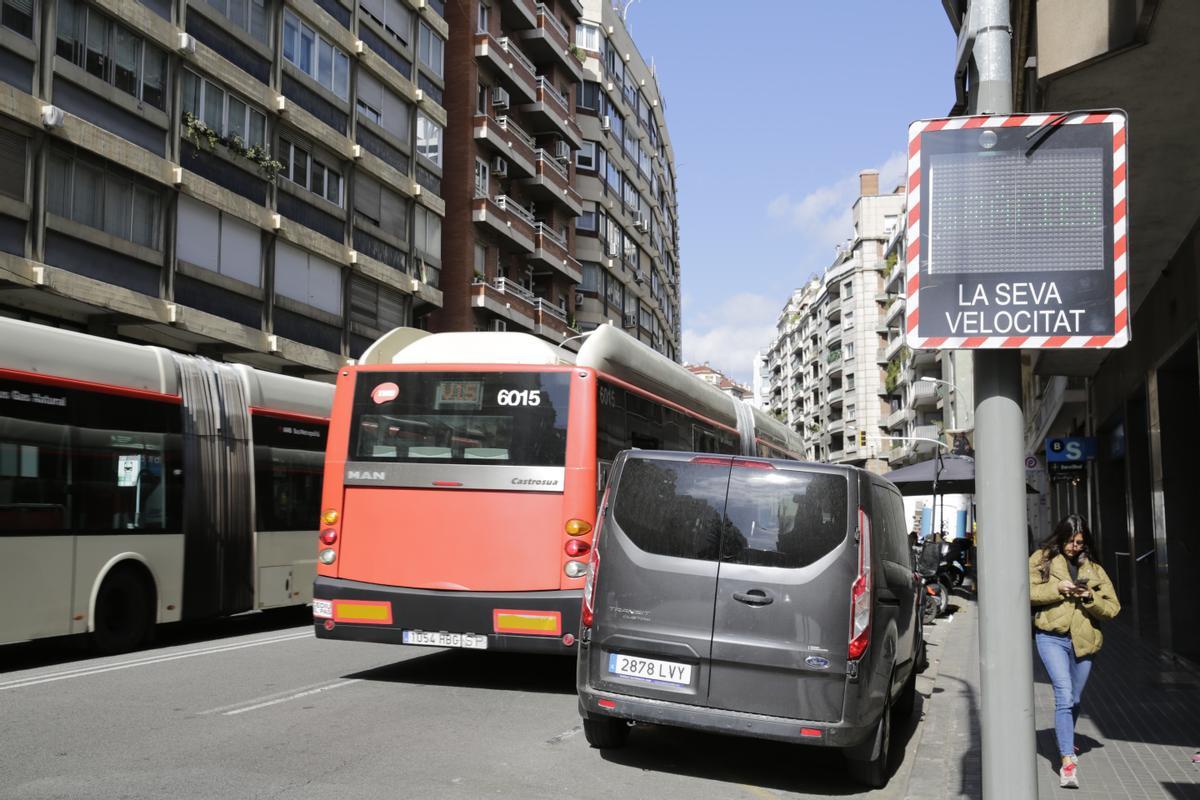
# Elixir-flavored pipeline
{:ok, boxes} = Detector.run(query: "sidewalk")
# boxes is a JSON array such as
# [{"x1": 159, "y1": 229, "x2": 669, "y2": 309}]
[{"x1": 902, "y1": 594, "x2": 1200, "y2": 799}]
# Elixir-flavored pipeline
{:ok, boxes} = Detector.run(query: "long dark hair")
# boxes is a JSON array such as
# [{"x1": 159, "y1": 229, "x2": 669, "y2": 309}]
[{"x1": 1037, "y1": 514, "x2": 1096, "y2": 581}]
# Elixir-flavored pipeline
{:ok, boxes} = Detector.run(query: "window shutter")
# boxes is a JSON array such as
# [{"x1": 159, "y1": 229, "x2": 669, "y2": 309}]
[{"x1": 0, "y1": 128, "x2": 26, "y2": 201}]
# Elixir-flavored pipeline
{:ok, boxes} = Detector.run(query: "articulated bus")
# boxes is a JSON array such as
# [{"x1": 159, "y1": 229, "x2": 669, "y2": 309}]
[
  {"x1": 313, "y1": 324, "x2": 803, "y2": 654},
  {"x1": 0, "y1": 317, "x2": 332, "y2": 652}
]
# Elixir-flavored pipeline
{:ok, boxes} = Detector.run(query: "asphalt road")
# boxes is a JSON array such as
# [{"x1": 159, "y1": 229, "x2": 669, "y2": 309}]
[{"x1": 0, "y1": 611, "x2": 937, "y2": 800}]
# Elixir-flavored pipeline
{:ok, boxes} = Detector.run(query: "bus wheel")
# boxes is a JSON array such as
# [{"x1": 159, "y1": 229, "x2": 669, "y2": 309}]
[{"x1": 92, "y1": 565, "x2": 155, "y2": 654}]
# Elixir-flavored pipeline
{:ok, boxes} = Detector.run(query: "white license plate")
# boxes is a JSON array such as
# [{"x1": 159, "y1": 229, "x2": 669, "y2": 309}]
[
  {"x1": 402, "y1": 629, "x2": 488, "y2": 650},
  {"x1": 607, "y1": 653, "x2": 692, "y2": 686}
]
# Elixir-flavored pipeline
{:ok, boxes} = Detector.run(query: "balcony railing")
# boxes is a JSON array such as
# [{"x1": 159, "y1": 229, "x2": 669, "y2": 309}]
[
  {"x1": 535, "y1": 221, "x2": 566, "y2": 248},
  {"x1": 495, "y1": 276, "x2": 536, "y2": 304},
  {"x1": 536, "y1": 76, "x2": 569, "y2": 116},
  {"x1": 535, "y1": 297, "x2": 567, "y2": 323},
  {"x1": 496, "y1": 194, "x2": 536, "y2": 226},
  {"x1": 536, "y1": 2, "x2": 568, "y2": 42},
  {"x1": 498, "y1": 35, "x2": 537, "y2": 78},
  {"x1": 496, "y1": 115, "x2": 535, "y2": 149},
  {"x1": 535, "y1": 148, "x2": 567, "y2": 180}
]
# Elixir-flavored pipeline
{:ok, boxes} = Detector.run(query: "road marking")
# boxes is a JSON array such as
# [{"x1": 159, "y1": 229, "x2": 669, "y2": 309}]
[
  {"x1": 222, "y1": 679, "x2": 361, "y2": 715},
  {"x1": 198, "y1": 678, "x2": 353, "y2": 715},
  {"x1": 0, "y1": 630, "x2": 312, "y2": 691}
]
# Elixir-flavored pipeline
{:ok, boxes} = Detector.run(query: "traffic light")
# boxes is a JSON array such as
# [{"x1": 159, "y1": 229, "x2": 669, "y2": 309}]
[{"x1": 859, "y1": 430, "x2": 868, "y2": 448}]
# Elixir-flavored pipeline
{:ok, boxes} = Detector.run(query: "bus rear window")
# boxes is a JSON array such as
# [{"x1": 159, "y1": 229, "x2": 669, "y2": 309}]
[{"x1": 349, "y1": 371, "x2": 570, "y2": 466}]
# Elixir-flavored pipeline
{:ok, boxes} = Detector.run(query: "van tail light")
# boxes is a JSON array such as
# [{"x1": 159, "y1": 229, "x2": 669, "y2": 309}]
[
  {"x1": 848, "y1": 508, "x2": 872, "y2": 661},
  {"x1": 690, "y1": 456, "x2": 732, "y2": 466},
  {"x1": 581, "y1": 545, "x2": 600, "y2": 627},
  {"x1": 582, "y1": 489, "x2": 609, "y2": 628},
  {"x1": 731, "y1": 458, "x2": 773, "y2": 469}
]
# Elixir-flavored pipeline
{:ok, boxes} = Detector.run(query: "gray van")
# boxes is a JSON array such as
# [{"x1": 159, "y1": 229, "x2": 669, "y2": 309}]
[{"x1": 576, "y1": 451, "x2": 922, "y2": 788}]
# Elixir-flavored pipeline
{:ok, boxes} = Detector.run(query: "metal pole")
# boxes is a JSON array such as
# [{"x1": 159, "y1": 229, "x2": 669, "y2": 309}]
[{"x1": 971, "y1": 1, "x2": 1038, "y2": 798}]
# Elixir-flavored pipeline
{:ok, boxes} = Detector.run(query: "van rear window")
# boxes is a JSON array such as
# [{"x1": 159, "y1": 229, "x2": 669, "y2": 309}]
[
  {"x1": 722, "y1": 468, "x2": 849, "y2": 568},
  {"x1": 612, "y1": 458, "x2": 731, "y2": 561}
]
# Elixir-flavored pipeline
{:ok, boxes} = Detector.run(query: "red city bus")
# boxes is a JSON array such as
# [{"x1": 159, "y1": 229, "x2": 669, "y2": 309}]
[{"x1": 313, "y1": 325, "x2": 801, "y2": 654}]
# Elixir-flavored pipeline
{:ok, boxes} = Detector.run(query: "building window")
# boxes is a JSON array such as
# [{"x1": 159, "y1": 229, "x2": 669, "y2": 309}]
[
  {"x1": 56, "y1": 0, "x2": 167, "y2": 110},
  {"x1": 205, "y1": 0, "x2": 267, "y2": 42},
  {"x1": 416, "y1": 112, "x2": 442, "y2": 167},
  {"x1": 176, "y1": 195, "x2": 262, "y2": 286},
  {"x1": 1, "y1": 0, "x2": 33, "y2": 37},
  {"x1": 846, "y1": 374, "x2": 855, "y2": 390},
  {"x1": 359, "y1": 0, "x2": 412, "y2": 48},
  {"x1": 275, "y1": 240, "x2": 343, "y2": 315},
  {"x1": 842, "y1": 279, "x2": 853, "y2": 297},
  {"x1": 353, "y1": 173, "x2": 408, "y2": 237},
  {"x1": 278, "y1": 137, "x2": 343, "y2": 206},
  {"x1": 282, "y1": 10, "x2": 350, "y2": 99},
  {"x1": 577, "y1": 205, "x2": 596, "y2": 232},
  {"x1": 576, "y1": 140, "x2": 597, "y2": 172},
  {"x1": 413, "y1": 205, "x2": 441, "y2": 263},
  {"x1": 0, "y1": 128, "x2": 27, "y2": 202},
  {"x1": 576, "y1": 80, "x2": 601, "y2": 112},
  {"x1": 417, "y1": 21, "x2": 443, "y2": 78},
  {"x1": 476, "y1": 2, "x2": 488, "y2": 33},
  {"x1": 474, "y1": 157, "x2": 489, "y2": 197},
  {"x1": 581, "y1": 261, "x2": 601, "y2": 294},
  {"x1": 574, "y1": 22, "x2": 600, "y2": 51},
  {"x1": 357, "y1": 70, "x2": 412, "y2": 143},
  {"x1": 476, "y1": 83, "x2": 487, "y2": 115},
  {"x1": 844, "y1": 342, "x2": 855, "y2": 360},
  {"x1": 180, "y1": 70, "x2": 267, "y2": 149},
  {"x1": 46, "y1": 149, "x2": 160, "y2": 248}
]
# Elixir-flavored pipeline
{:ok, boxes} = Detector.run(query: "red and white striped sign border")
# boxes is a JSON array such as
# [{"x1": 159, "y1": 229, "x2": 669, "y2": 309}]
[{"x1": 904, "y1": 112, "x2": 1128, "y2": 350}]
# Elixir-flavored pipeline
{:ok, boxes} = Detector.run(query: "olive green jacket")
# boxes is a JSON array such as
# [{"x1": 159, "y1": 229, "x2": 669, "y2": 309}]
[{"x1": 1029, "y1": 551, "x2": 1121, "y2": 658}]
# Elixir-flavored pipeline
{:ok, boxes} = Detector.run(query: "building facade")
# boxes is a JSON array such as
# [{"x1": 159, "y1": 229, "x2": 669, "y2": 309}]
[
  {"x1": 0, "y1": 0, "x2": 449, "y2": 375},
  {"x1": 570, "y1": 0, "x2": 680, "y2": 359},
  {"x1": 433, "y1": 0, "x2": 584, "y2": 345},
  {"x1": 684, "y1": 362, "x2": 750, "y2": 402}
]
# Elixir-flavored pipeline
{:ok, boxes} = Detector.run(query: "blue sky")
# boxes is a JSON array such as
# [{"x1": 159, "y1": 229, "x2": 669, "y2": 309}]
[{"x1": 622, "y1": 1, "x2": 957, "y2": 383}]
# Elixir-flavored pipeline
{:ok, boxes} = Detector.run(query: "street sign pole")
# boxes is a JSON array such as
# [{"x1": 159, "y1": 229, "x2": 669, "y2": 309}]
[{"x1": 972, "y1": 1, "x2": 1038, "y2": 797}]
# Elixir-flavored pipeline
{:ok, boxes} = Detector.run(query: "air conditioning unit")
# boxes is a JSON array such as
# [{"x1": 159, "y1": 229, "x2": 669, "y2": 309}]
[
  {"x1": 635, "y1": 214, "x2": 648, "y2": 232},
  {"x1": 492, "y1": 156, "x2": 508, "y2": 177},
  {"x1": 553, "y1": 140, "x2": 570, "y2": 160},
  {"x1": 622, "y1": 313, "x2": 636, "y2": 328},
  {"x1": 599, "y1": 115, "x2": 611, "y2": 132},
  {"x1": 492, "y1": 87, "x2": 510, "y2": 110},
  {"x1": 40, "y1": 105, "x2": 65, "y2": 129},
  {"x1": 177, "y1": 32, "x2": 197, "y2": 55},
  {"x1": 490, "y1": 319, "x2": 508, "y2": 332},
  {"x1": 606, "y1": 239, "x2": 619, "y2": 257}
]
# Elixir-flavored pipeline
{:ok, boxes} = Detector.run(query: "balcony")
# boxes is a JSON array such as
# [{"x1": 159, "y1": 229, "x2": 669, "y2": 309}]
[
  {"x1": 529, "y1": 222, "x2": 582, "y2": 282},
  {"x1": 827, "y1": 387, "x2": 844, "y2": 406},
  {"x1": 885, "y1": 296, "x2": 905, "y2": 326},
  {"x1": 518, "y1": 77, "x2": 583, "y2": 148},
  {"x1": 470, "y1": 277, "x2": 537, "y2": 329},
  {"x1": 828, "y1": 418, "x2": 845, "y2": 434},
  {"x1": 886, "y1": 407, "x2": 915, "y2": 430},
  {"x1": 825, "y1": 324, "x2": 842, "y2": 345},
  {"x1": 517, "y1": 149, "x2": 583, "y2": 214},
  {"x1": 533, "y1": 296, "x2": 578, "y2": 340},
  {"x1": 473, "y1": 114, "x2": 536, "y2": 177},
  {"x1": 884, "y1": 335, "x2": 906, "y2": 362},
  {"x1": 472, "y1": 194, "x2": 536, "y2": 252},
  {"x1": 909, "y1": 379, "x2": 939, "y2": 410},
  {"x1": 825, "y1": 302, "x2": 841, "y2": 321},
  {"x1": 514, "y1": 3, "x2": 583, "y2": 81},
  {"x1": 912, "y1": 348, "x2": 939, "y2": 367},
  {"x1": 912, "y1": 424, "x2": 943, "y2": 446},
  {"x1": 475, "y1": 33, "x2": 538, "y2": 103},
  {"x1": 499, "y1": 0, "x2": 537, "y2": 30}
]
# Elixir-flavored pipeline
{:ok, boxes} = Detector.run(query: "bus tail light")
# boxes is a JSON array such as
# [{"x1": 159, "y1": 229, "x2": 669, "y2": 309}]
[
  {"x1": 565, "y1": 538, "x2": 590, "y2": 557},
  {"x1": 565, "y1": 519, "x2": 592, "y2": 536},
  {"x1": 320, "y1": 529, "x2": 338, "y2": 545},
  {"x1": 321, "y1": 508, "x2": 339, "y2": 525},
  {"x1": 564, "y1": 560, "x2": 587, "y2": 578},
  {"x1": 848, "y1": 508, "x2": 872, "y2": 661},
  {"x1": 318, "y1": 548, "x2": 337, "y2": 565}
]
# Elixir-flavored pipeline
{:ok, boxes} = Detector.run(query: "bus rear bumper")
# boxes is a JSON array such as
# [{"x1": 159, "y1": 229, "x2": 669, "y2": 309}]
[{"x1": 312, "y1": 576, "x2": 582, "y2": 655}]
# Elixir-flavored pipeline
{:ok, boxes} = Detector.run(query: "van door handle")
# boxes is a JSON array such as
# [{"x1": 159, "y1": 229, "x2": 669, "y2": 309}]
[{"x1": 733, "y1": 590, "x2": 773, "y2": 606}]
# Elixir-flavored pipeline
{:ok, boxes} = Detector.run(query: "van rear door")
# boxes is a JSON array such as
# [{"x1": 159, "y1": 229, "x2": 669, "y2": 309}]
[
  {"x1": 707, "y1": 463, "x2": 854, "y2": 722},
  {"x1": 584, "y1": 453, "x2": 731, "y2": 705}
]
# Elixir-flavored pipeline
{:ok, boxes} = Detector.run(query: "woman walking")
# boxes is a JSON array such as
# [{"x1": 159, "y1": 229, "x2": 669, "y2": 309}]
[{"x1": 1029, "y1": 514, "x2": 1120, "y2": 789}]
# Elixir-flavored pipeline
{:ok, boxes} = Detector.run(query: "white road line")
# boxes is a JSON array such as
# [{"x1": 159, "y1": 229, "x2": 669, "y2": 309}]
[
  {"x1": 222, "y1": 679, "x2": 361, "y2": 715},
  {"x1": 197, "y1": 678, "x2": 353, "y2": 715},
  {"x1": 0, "y1": 630, "x2": 312, "y2": 691}
]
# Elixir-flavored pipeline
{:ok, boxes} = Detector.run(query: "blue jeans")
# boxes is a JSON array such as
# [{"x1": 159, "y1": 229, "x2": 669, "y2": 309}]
[{"x1": 1035, "y1": 631, "x2": 1094, "y2": 758}]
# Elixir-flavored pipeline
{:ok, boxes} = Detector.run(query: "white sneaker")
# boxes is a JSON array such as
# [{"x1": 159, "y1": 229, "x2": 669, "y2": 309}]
[{"x1": 1060, "y1": 758, "x2": 1079, "y2": 789}]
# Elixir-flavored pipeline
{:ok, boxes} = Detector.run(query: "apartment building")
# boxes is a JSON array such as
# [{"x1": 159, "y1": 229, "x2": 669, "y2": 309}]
[
  {"x1": 434, "y1": 0, "x2": 584, "y2": 345},
  {"x1": 684, "y1": 362, "x2": 750, "y2": 402},
  {"x1": 0, "y1": 0, "x2": 448, "y2": 375},
  {"x1": 570, "y1": 0, "x2": 680, "y2": 360},
  {"x1": 760, "y1": 172, "x2": 903, "y2": 471}
]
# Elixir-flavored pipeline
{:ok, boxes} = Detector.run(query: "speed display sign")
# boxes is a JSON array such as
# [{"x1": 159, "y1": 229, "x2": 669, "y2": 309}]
[{"x1": 904, "y1": 111, "x2": 1129, "y2": 350}]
